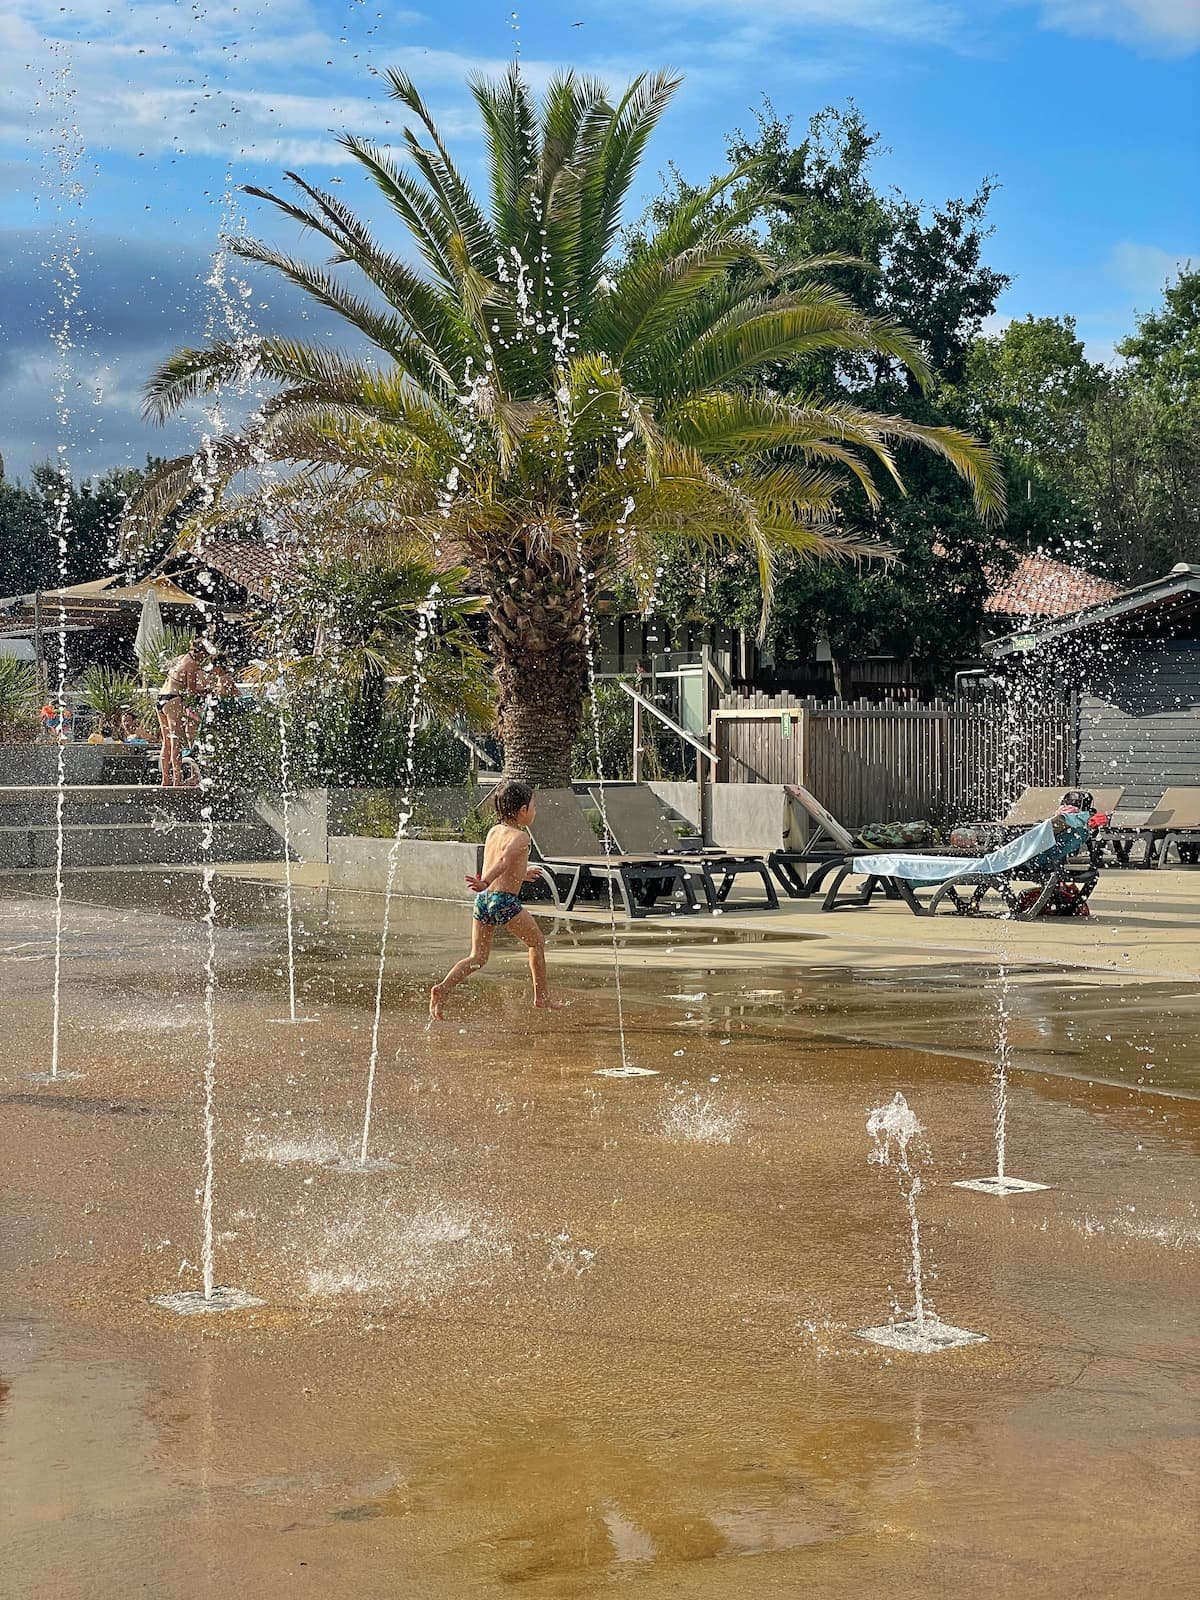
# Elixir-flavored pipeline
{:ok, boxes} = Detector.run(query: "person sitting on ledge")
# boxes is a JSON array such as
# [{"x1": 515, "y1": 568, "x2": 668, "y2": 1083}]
[{"x1": 118, "y1": 708, "x2": 152, "y2": 744}]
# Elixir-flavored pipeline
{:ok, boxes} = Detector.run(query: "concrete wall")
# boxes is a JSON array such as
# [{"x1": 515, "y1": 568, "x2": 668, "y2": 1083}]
[
  {"x1": 647, "y1": 781, "x2": 700, "y2": 830},
  {"x1": 1080, "y1": 642, "x2": 1200, "y2": 811},
  {"x1": 256, "y1": 790, "x2": 330, "y2": 863},
  {"x1": 256, "y1": 786, "x2": 496, "y2": 865},
  {"x1": 709, "y1": 783, "x2": 789, "y2": 849},
  {"x1": 0, "y1": 745, "x2": 149, "y2": 785},
  {"x1": 265, "y1": 781, "x2": 792, "y2": 866},
  {"x1": 329, "y1": 837, "x2": 483, "y2": 898}
]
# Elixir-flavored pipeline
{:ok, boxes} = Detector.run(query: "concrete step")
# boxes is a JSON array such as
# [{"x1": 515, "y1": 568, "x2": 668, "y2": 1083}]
[
  {"x1": 0, "y1": 746, "x2": 153, "y2": 787},
  {"x1": 0, "y1": 821, "x2": 284, "y2": 869},
  {"x1": 0, "y1": 786, "x2": 252, "y2": 826}
]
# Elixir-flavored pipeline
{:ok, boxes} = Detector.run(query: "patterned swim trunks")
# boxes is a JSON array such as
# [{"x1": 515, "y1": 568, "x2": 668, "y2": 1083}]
[{"x1": 473, "y1": 889, "x2": 524, "y2": 926}]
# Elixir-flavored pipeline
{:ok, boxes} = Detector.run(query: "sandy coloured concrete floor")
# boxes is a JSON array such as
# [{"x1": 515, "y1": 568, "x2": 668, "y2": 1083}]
[
  {"x1": 218, "y1": 857, "x2": 1200, "y2": 982},
  {"x1": 2, "y1": 865, "x2": 1196, "y2": 1597}
]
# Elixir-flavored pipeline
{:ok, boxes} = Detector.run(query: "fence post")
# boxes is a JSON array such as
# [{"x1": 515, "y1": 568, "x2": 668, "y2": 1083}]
[
  {"x1": 698, "y1": 740, "x2": 710, "y2": 841},
  {"x1": 1068, "y1": 688, "x2": 1080, "y2": 785}
]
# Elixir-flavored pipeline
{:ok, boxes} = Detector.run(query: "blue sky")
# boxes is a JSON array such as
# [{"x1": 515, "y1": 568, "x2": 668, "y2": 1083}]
[{"x1": 2, "y1": 0, "x2": 1197, "y2": 479}]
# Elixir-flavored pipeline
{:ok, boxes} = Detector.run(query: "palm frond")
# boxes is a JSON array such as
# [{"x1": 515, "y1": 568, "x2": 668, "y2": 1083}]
[
  {"x1": 338, "y1": 135, "x2": 459, "y2": 287},
  {"x1": 471, "y1": 63, "x2": 538, "y2": 249},
  {"x1": 385, "y1": 68, "x2": 499, "y2": 273},
  {"x1": 577, "y1": 71, "x2": 681, "y2": 294}
]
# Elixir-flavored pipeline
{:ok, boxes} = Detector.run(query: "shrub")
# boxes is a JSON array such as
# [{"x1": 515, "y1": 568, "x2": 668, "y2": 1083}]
[
  {"x1": 0, "y1": 657, "x2": 38, "y2": 742},
  {"x1": 82, "y1": 664, "x2": 141, "y2": 731},
  {"x1": 570, "y1": 678, "x2": 690, "y2": 780}
]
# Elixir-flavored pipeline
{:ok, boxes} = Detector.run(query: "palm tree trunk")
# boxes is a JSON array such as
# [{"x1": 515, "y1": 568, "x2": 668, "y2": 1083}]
[
  {"x1": 493, "y1": 631, "x2": 587, "y2": 785},
  {"x1": 486, "y1": 550, "x2": 589, "y2": 787}
]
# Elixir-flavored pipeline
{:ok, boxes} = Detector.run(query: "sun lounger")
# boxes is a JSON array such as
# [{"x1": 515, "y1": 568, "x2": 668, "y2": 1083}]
[
  {"x1": 528, "y1": 788, "x2": 703, "y2": 918},
  {"x1": 767, "y1": 784, "x2": 942, "y2": 899},
  {"x1": 995, "y1": 786, "x2": 1125, "y2": 829},
  {"x1": 1136, "y1": 788, "x2": 1200, "y2": 868},
  {"x1": 590, "y1": 784, "x2": 779, "y2": 910},
  {"x1": 820, "y1": 816, "x2": 1100, "y2": 919},
  {"x1": 952, "y1": 785, "x2": 1123, "y2": 867},
  {"x1": 1094, "y1": 805, "x2": 1156, "y2": 867}
]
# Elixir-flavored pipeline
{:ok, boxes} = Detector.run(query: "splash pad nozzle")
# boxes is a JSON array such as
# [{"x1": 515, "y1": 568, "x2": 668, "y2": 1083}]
[
  {"x1": 857, "y1": 1316, "x2": 987, "y2": 1354},
  {"x1": 955, "y1": 1174, "x2": 1050, "y2": 1195},
  {"x1": 858, "y1": 1092, "x2": 986, "y2": 1355},
  {"x1": 151, "y1": 1287, "x2": 264, "y2": 1316}
]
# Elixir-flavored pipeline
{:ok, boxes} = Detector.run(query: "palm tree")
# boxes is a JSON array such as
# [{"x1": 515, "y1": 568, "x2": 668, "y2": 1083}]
[
  {"x1": 270, "y1": 544, "x2": 493, "y2": 742},
  {"x1": 132, "y1": 67, "x2": 1003, "y2": 785}
]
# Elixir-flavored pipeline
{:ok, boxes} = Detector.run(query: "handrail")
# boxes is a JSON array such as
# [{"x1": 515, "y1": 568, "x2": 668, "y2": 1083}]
[{"x1": 618, "y1": 680, "x2": 719, "y2": 766}]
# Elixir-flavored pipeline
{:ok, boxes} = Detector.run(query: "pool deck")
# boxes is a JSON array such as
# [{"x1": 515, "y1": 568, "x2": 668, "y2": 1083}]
[{"x1": 214, "y1": 860, "x2": 1200, "y2": 984}]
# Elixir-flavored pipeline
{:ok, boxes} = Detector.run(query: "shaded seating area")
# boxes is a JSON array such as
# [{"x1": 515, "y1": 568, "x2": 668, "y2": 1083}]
[
  {"x1": 589, "y1": 784, "x2": 779, "y2": 910},
  {"x1": 820, "y1": 817, "x2": 1101, "y2": 919},
  {"x1": 526, "y1": 789, "x2": 705, "y2": 919}
]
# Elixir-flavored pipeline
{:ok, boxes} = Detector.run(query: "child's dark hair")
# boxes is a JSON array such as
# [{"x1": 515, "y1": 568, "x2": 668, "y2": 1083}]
[{"x1": 493, "y1": 779, "x2": 534, "y2": 822}]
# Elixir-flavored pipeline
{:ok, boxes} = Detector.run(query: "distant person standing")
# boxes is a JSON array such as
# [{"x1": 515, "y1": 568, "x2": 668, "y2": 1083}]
[{"x1": 156, "y1": 636, "x2": 234, "y2": 787}]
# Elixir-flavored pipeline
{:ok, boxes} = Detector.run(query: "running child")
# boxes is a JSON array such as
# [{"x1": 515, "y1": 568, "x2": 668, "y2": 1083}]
[{"x1": 430, "y1": 780, "x2": 562, "y2": 1021}]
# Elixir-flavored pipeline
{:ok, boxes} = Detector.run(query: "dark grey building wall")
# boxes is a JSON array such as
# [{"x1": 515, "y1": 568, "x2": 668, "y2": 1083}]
[{"x1": 1079, "y1": 641, "x2": 1200, "y2": 810}]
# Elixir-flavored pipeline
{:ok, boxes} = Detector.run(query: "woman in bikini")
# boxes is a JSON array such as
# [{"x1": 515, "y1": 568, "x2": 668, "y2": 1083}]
[{"x1": 156, "y1": 637, "x2": 235, "y2": 787}]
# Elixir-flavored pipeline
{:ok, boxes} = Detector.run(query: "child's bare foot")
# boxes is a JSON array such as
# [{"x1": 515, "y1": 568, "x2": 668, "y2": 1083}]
[
  {"x1": 534, "y1": 996, "x2": 567, "y2": 1011},
  {"x1": 429, "y1": 984, "x2": 445, "y2": 1021}
]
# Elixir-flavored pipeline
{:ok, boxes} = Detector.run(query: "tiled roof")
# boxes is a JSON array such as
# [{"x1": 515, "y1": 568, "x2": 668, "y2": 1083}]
[
  {"x1": 180, "y1": 537, "x2": 299, "y2": 600},
  {"x1": 984, "y1": 550, "x2": 1121, "y2": 619}
]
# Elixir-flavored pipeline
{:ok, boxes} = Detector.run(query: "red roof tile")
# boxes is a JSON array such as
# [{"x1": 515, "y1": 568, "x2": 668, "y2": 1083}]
[
  {"x1": 984, "y1": 550, "x2": 1120, "y2": 619},
  {"x1": 185, "y1": 537, "x2": 299, "y2": 600}
]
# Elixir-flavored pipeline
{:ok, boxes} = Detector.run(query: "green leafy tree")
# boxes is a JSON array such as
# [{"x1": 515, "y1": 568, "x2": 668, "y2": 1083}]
[
  {"x1": 269, "y1": 545, "x2": 493, "y2": 755},
  {"x1": 1080, "y1": 268, "x2": 1200, "y2": 580},
  {"x1": 959, "y1": 315, "x2": 1100, "y2": 484},
  {"x1": 640, "y1": 102, "x2": 1013, "y2": 694},
  {"x1": 0, "y1": 465, "x2": 141, "y2": 594},
  {"x1": 954, "y1": 314, "x2": 1101, "y2": 563},
  {"x1": 130, "y1": 68, "x2": 1002, "y2": 781}
]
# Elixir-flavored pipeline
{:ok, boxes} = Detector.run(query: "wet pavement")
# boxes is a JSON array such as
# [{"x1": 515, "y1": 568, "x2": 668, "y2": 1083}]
[{"x1": 1, "y1": 873, "x2": 1198, "y2": 1596}]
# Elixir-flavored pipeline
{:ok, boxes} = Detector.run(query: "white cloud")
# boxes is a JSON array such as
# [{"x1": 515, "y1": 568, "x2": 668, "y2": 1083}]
[
  {"x1": 637, "y1": 0, "x2": 960, "y2": 42},
  {"x1": 0, "y1": 2, "x2": 501, "y2": 169},
  {"x1": 1038, "y1": 1, "x2": 1200, "y2": 53},
  {"x1": 1, "y1": 1, "x2": 665, "y2": 173},
  {"x1": 1107, "y1": 240, "x2": 1195, "y2": 296}
]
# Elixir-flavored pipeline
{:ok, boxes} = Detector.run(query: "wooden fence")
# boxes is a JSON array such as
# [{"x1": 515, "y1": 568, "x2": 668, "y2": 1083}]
[{"x1": 713, "y1": 693, "x2": 1077, "y2": 827}]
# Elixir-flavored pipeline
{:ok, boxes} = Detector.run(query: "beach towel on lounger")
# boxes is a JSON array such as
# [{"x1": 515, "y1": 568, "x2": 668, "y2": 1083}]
[{"x1": 850, "y1": 819, "x2": 1058, "y2": 884}]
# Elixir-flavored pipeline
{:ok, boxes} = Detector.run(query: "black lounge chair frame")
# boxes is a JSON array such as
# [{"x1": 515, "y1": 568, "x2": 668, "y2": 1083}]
[
  {"x1": 586, "y1": 786, "x2": 779, "y2": 911},
  {"x1": 530, "y1": 855, "x2": 703, "y2": 918},
  {"x1": 821, "y1": 855, "x2": 1099, "y2": 920}
]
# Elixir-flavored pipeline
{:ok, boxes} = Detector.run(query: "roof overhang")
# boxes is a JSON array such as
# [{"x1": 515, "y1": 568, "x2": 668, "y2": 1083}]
[
  {"x1": 987, "y1": 566, "x2": 1200, "y2": 660},
  {"x1": 0, "y1": 573, "x2": 207, "y2": 640}
]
